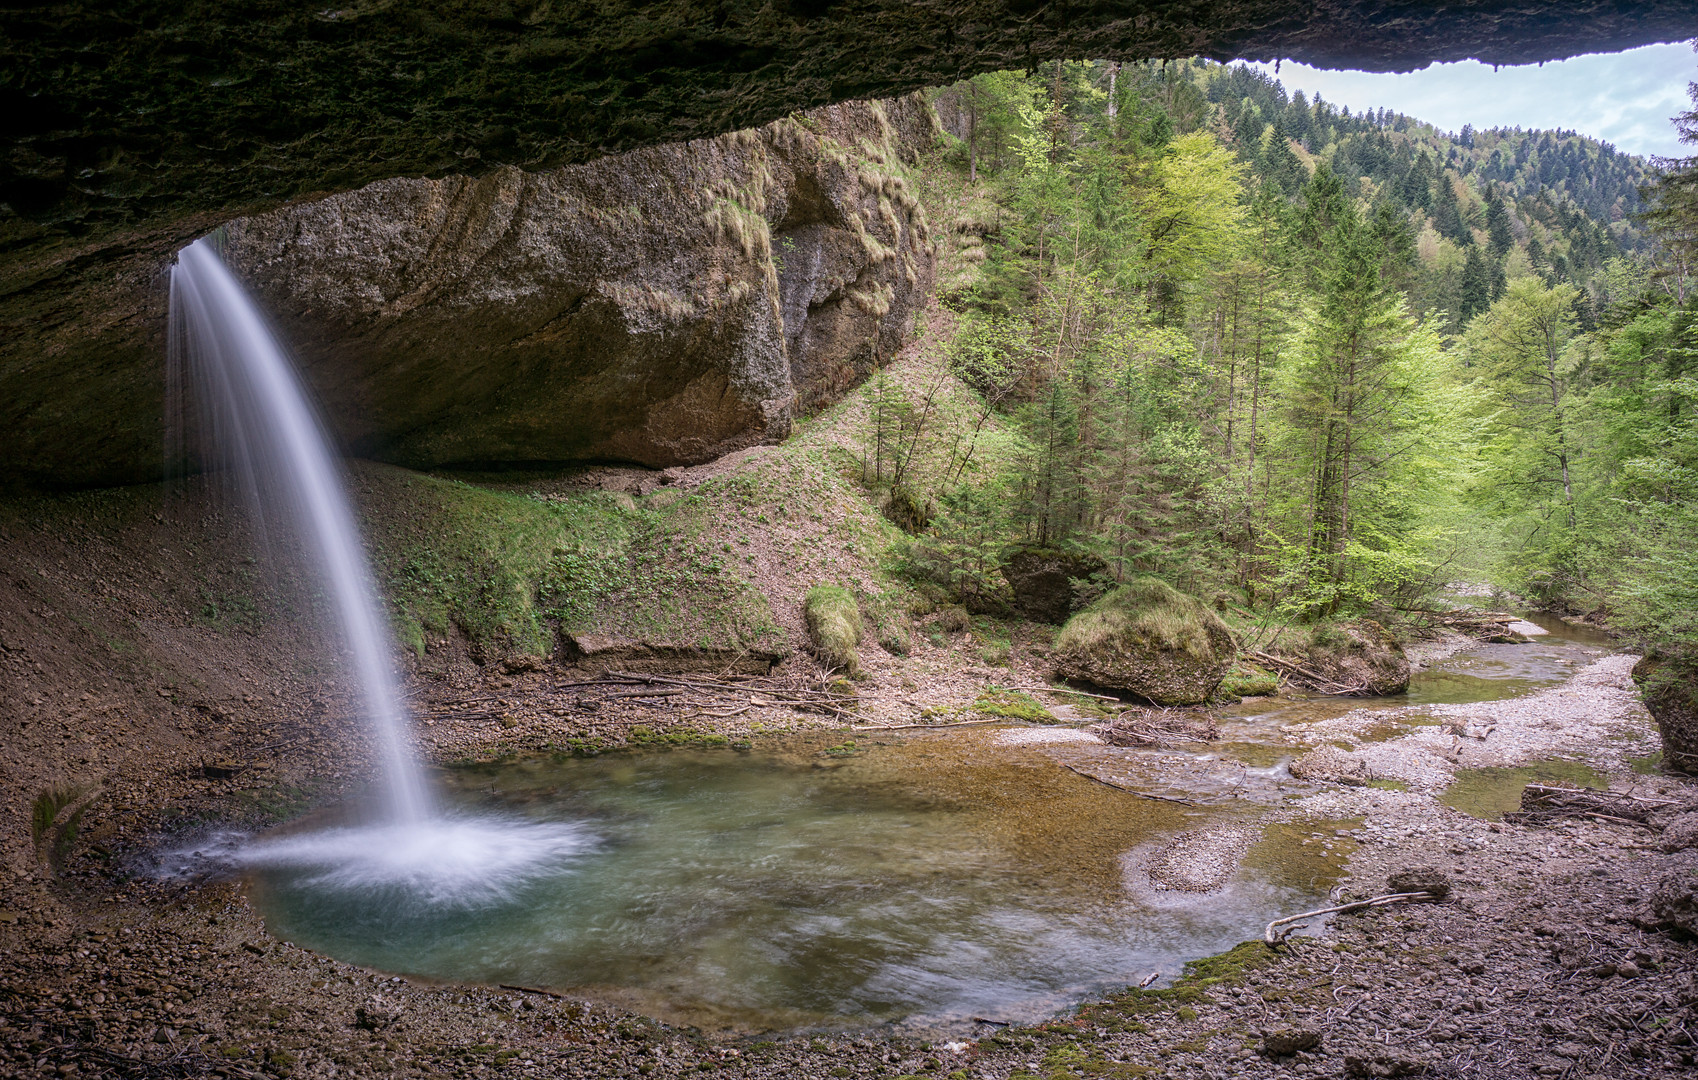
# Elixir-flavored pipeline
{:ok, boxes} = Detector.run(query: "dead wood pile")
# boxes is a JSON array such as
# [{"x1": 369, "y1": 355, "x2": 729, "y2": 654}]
[
  {"x1": 1503, "y1": 784, "x2": 1680, "y2": 829},
  {"x1": 1246, "y1": 650, "x2": 1369, "y2": 696},
  {"x1": 1090, "y1": 709, "x2": 1218, "y2": 747}
]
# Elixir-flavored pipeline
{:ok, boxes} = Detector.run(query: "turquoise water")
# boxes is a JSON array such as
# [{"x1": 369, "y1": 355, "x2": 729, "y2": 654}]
[{"x1": 246, "y1": 733, "x2": 1346, "y2": 1033}]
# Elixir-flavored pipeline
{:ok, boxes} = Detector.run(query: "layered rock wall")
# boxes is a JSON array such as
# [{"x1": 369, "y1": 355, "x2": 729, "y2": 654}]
[{"x1": 2, "y1": 96, "x2": 938, "y2": 484}]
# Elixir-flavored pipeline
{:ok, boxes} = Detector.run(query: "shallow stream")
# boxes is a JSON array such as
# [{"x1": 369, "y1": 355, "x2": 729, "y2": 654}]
[{"x1": 240, "y1": 613, "x2": 1614, "y2": 1034}]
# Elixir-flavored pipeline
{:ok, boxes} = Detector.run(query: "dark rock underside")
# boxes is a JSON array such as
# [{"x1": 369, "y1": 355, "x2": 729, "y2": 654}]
[
  {"x1": 3, "y1": 1, "x2": 1694, "y2": 489},
  {"x1": 5, "y1": 1, "x2": 1695, "y2": 251}
]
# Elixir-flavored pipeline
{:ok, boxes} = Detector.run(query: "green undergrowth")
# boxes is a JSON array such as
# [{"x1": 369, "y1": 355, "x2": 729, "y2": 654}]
[
  {"x1": 356, "y1": 463, "x2": 781, "y2": 661},
  {"x1": 804, "y1": 585, "x2": 864, "y2": 674},
  {"x1": 971, "y1": 688, "x2": 1054, "y2": 722},
  {"x1": 1072, "y1": 940, "x2": 1282, "y2": 1033}
]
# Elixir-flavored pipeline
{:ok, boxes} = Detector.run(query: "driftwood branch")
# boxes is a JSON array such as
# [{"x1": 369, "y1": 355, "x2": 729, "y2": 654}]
[
  {"x1": 1265, "y1": 891, "x2": 1436, "y2": 946},
  {"x1": 1055, "y1": 761, "x2": 1196, "y2": 805},
  {"x1": 1092, "y1": 710, "x2": 1218, "y2": 747},
  {"x1": 851, "y1": 718, "x2": 1009, "y2": 732},
  {"x1": 1002, "y1": 684, "x2": 1124, "y2": 702}
]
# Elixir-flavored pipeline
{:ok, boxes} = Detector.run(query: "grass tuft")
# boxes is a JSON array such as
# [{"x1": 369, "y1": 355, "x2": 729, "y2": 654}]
[{"x1": 805, "y1": 586, "x2": 863, "y2": 674}]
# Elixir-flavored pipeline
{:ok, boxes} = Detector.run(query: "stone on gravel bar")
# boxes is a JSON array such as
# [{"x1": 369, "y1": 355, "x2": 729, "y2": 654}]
[
  {"x1": 1649, "y1": 864, "x2": 1698, "y2": 936},
  {"x1": 1660, "y1": 811, "x2": 1698, "y2": 853},
  {"x1": 1262, "y1": 1027, "x2": 1321, "y2": 1055},
  {"x1": 1387, "y1": 866, "x2": 1451, "y2": 899}
]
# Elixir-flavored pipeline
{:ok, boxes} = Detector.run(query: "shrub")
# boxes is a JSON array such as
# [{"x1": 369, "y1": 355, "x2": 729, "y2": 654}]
[
  {"x1": 805, "y1": 586, "x2": 863, "y2": 674},
  {"x1": 936, "y1": 605, "x2": 971, "y2": 633}
]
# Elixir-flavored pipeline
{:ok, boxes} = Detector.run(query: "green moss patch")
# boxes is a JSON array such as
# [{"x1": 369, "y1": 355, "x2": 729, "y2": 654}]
[
  {"x1": 358, "y1": 463, "x2": 781, "y2": 663},
  {"x1": 971, "y1": 688, "x2": 1054, "y2": 723},
  {"x1": 1218, "y1": 663, "x2": 1279, "y2": 699}
]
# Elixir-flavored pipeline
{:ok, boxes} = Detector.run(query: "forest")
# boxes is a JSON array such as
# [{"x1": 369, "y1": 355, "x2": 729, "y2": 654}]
[{"x1": 854, "y1": 59, "x2": 1698, "y2": 687}]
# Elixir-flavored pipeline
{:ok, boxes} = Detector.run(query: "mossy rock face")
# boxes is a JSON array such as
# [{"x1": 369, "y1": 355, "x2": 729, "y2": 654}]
[
  {"x1": 804, "y1": 585, "x2": 863, "y2": 675},
  {"x1": 1051, "y1": 579, "x2": 1234, "y2": 706},
  {"x1": 1633, "y1": 655, "x2": 1698, "y2": 774},
  {"x1": 1001, "y1": 547, "x2": 1109, "y2": 624}
]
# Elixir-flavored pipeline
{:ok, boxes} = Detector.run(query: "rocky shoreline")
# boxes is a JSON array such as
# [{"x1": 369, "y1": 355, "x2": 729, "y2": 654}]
[{"x1": 4, "y1": 646, "x2": 1697, "y2": 1079}]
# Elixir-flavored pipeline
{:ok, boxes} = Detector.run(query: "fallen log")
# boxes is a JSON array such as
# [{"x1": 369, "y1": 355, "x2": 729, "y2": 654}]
[
  {"x1": 1003, "y1": 683, "x2": 1124, "y2": 702},
  {"x1": 1055, "y1": 761, "x2": 1197, "y2": 805}
]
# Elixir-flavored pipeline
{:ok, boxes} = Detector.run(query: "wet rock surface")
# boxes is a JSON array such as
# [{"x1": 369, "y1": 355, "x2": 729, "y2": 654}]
[{"x1": 9, "y1": 2, "x2": 1694, "y2": 251}]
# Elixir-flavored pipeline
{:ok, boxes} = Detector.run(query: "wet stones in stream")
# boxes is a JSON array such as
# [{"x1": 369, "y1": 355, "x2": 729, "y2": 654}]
[{"x1": 1143, "y1": 825, "x2": 1263, "y2": 892}]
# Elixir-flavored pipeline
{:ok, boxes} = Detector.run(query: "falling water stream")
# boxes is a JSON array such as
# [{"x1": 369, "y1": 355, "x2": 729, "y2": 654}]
[
  {"x1": 170, "y1": 238, "x2": 431, "y2": 824},
  {"x1": 168, "y1": 238, "x2": 596, "y2": 922}
]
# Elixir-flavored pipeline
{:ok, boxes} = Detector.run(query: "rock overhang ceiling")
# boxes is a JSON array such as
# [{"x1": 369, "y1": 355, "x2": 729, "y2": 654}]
[
  {"x1": 4, "y1": 1, "x2": 1697, "y2": 246},
  {"x1": 3, "y1": 0, "x2": 1696, "y2": 489}
]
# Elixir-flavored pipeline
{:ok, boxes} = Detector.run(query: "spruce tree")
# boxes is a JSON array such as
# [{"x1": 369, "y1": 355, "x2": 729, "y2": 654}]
[{"x1": 1459, "y1": 246, "x2": 1494, "y2": 323}]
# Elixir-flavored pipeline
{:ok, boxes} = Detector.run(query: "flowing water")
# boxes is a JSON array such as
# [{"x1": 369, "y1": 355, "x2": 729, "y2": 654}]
[
  {"x1": 244, "y1": 732, "x2": 1352, "y2": 1034},
  {"x1": 169, "y1": 238, "x2": 432, "y2": 824},
  {"x1": 227, "y1": 617, "x2": 1615, "y2": 1034}
]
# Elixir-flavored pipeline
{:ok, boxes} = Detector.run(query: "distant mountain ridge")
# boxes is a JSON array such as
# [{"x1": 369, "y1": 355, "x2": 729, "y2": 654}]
[{"x1": 1194, "y1": 60, "x2": 1649, "y2": 328}]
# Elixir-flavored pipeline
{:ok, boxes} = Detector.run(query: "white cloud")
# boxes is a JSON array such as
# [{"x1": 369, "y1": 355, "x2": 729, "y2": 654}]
[{"x1": 1249, "y1": 43, "x2": 1696, "y2": 159}]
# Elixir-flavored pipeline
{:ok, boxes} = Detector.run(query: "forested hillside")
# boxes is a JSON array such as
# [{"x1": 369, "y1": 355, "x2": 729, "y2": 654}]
[{"x1": 905, "y1": 58, "x2": 1697, "y2": 738}]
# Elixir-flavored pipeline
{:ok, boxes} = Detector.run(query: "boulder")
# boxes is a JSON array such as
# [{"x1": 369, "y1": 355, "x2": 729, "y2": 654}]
[
  {"x1": 1270, "y1": 619, "x2": 1410, "y2": 696},
  {"x1": 1661, "y1": 812, "x2": 1698, "y2": 854},
  {"x1": 1650, "y1": 862, "x2": 1698, "y2": 937},
  {"x1": 1632, "y1": 655, "x2": 1698, "y2": 774},
  {"x1": 1051, "y1": 579, "x2": 1234, "y2": 706},
  {"x1": 1387, "y1": 866, "x2": 1452, "y2": 900},
  {"x1": 1001, "y1": 548, "x2": 1109, "y2": 624}
]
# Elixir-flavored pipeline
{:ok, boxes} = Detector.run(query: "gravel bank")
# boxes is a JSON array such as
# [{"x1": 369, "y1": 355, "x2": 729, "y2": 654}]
[{"x1": 4, "y1": 655, "x2": 1696, "y2": 1080}]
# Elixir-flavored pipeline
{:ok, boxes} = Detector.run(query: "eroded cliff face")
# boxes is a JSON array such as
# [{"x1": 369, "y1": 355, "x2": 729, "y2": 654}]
[{"x1": 3, "y1": 97, "x2": 937, "y2": 482}]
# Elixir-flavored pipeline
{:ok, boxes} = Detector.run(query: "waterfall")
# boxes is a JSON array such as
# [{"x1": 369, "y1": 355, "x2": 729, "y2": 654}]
[{"x1": 169, "y1": 237, "x2": 433, "y2": 824}]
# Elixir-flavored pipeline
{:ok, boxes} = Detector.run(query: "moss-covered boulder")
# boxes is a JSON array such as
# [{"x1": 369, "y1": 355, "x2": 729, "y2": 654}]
[
  {"x1": 1632, "y1": 654, "x2": 1698, "y2": 774},
  {"x1": 1267, "y1": 620, "x2": 1410, "y2": 696},
  {"x1": 804, "y1": 586, "x2": 863, "y2": 675},
  {"x1": 1051, "y1": 580, "x2": 1235, "y2": 706}
]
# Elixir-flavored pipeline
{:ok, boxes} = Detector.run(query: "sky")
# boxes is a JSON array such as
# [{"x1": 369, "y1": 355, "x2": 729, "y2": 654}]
[{"x1": 1249, "y1": 42, "x2": 1696, "y2": 159}]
